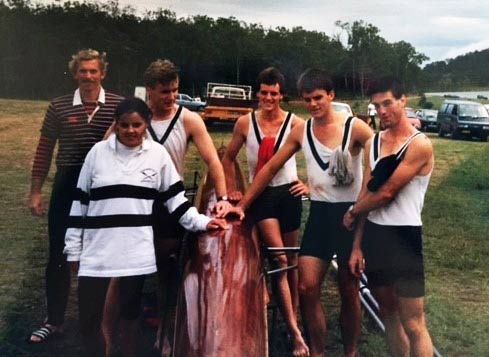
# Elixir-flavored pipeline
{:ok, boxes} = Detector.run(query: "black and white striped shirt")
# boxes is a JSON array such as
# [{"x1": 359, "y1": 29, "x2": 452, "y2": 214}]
[{"x1": 64, "y1": 135, "x2": 210, "y2": 277}]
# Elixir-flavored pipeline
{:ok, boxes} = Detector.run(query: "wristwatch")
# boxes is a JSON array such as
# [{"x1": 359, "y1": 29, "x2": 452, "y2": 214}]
[{"x1": 217, "y1": 195, "x2": 229, "y2": 202}]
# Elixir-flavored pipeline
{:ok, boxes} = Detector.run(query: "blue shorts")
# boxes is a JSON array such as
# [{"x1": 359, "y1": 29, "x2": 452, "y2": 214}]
[
  {"x1": 363, "y1": 220, "x2": 425, "y2": 298},
  {"x1": 299, "y1": 201, "x2": 354, "y2": 267},
  {"x1": 248, "y1": 182, "x2": 302, "y2": 233}
]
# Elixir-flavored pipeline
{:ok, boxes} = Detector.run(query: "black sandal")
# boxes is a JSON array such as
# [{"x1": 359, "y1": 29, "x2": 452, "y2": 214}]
[{"x1": 27, "y1": 324, "x2": 60, "y2": 344}]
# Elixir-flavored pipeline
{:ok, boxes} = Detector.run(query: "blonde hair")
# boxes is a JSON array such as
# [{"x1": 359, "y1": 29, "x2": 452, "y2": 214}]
[{"x1": 68, "y1": 48, "x2": 108, "y2": 76}]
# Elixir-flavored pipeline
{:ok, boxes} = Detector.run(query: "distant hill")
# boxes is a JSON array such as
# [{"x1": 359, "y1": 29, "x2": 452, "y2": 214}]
[{"x1": 422, "y1": 49, "x2": 489, "y2": 91}]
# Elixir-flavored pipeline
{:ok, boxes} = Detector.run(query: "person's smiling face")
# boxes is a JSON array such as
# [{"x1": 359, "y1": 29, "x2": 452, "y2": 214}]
[{"x1": 115, "y1": 112, "x2": 148, "y2": 147}]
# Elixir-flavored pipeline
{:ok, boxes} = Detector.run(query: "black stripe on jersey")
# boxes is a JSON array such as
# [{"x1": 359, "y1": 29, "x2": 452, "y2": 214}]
[
  {"x1": 74, "y1": 188, "x2": 89, "y2": 205},
  {"x1": 69, "y1": 214, "x2": 153, "y2": 229},
  {"x1": 274, "y1": 112, "x2": 292, "y2": 153},
  {"x1": 341, "y1": 116, "x2": 354, "y2": 151},
  {"x1": 306, "y1": 119, "x2": 330, "y2": 171},
  {"x1": 90, "y1": 185, "x2": 158, "y2": 201},
  {"x1": 68, "y1": 216, "x2": 84, "y2": 228},
  {"x1": 170, "y1": 201, "x2": 192, "y2": 221},
  {"x1": 373, "y1": 132, "x2": 380, "y2": 161},
  {"x1": 158, "y1": 181, "x2": 185, "y2": 202}
]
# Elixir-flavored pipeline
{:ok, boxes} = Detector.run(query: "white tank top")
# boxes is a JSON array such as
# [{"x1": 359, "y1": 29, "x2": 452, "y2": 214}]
[
  {"x1": 246, "y1": 111, "x2": 298, "y2": 186},
  {"x1": 367, "y1": 131, "x2": 431, "y2": 226},
  {"x1": 148, "y1": 105, "x2": 188, "y2": 179},
  {"x1": 302, "y1": 117, "x2": 363, "y2": 202}
]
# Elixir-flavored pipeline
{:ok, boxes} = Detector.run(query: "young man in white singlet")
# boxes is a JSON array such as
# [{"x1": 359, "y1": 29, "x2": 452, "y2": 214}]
[
  {"x1": 343, "y1": 76, "x2": 434, "y2": 357},
  {"x1": 230, "y1": 68, "x2": 372, "y2": 357},
  {"x1": 222, "y1": 67, "x2": 309, "y2": 357},
  {"x1": 104, "y1": 59, "x2": 231, "y2": 356}
]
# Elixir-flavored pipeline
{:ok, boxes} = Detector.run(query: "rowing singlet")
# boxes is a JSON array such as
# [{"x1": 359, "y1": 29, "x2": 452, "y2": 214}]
[
  {"x1": 148, "y1": 105, "x2": 187, "y2": 180},
  {"x1": 246, "y1": 112, "x2": 298, "y2": 186},
  {"x1": 303, "y1": 117, "x2": 362, "y2": 202},
  {"x1": 367, "y1": 131, "x2": 432, "y2": 226}
]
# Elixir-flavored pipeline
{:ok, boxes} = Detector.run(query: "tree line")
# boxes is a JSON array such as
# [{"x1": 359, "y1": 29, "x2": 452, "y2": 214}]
[
  {"x1": 423, "y1": 49, "x2": 489, "y2": 91},
  {"x1": 0, "y1": 0, "x2": 450, "y2": 101}
]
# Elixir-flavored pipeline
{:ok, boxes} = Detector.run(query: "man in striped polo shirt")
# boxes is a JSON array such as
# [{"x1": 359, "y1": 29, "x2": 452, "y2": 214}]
[{"x1": 28, "y1": 49, "x2": 123, "y2": 343}]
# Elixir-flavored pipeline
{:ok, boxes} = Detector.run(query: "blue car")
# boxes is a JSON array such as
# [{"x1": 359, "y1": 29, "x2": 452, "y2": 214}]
[{"x1": 176, "y1": 94, "x2": 206, "y2": 112}]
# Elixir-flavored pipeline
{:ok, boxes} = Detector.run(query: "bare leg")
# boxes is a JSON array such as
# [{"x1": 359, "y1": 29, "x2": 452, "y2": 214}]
[
  {"x1": 154, "y1": 238, "x2": 180, "y2": 356},
  {"x1": 283, "y1": 229, "x2": 300, "y2": 316},
  {"x1": 102, "y1": 278, "x2": 120, "y2": 356},
  {"x1": 120, "y1": 318, "x2": 138, "y2": 357},
  {"x1": 258, "y1": 219, "x2": 309, "y2": 357},
  {"x1": 372, "y1": 286, "x2": 409, "y2": 357},
  {"x1": 337, "y1": 267, "x2": 361, "y2": 357},
  {"x1": 398, "y1": 296, "x2": 433, "y2": 357},
  {"x1": 298, "y1": 256, "x2": 328, "y2": 357}
]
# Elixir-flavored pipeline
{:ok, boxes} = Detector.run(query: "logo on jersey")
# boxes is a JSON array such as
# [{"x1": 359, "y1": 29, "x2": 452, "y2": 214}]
[{"x1": 141, "y1": 168, "x2": 157, "y2": 182}]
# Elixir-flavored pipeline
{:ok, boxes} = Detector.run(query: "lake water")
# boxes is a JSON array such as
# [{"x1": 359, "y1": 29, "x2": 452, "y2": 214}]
[{"x1": 425, "y1": 91, "x2": 489, "y2": 100}]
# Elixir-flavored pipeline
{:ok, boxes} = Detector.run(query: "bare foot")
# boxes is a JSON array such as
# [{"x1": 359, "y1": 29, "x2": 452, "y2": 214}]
[
  {"x1": 154, "y1": 330, "x2": 172, "y2": 357},
  {"x1": 161, "y1": 336, "x2": 172, "y2": 357},
  {"x1": 292, "y1": 333, "x2": 310, "y2": 357}
]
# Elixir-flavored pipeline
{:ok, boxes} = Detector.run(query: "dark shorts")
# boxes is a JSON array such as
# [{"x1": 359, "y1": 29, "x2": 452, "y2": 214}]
[
  {"x1": 152, "y1": 197, "x2": 185, "y2": 240},
  {"x1": 363, "y1": 220, "x2": 425, "y2": 298},
  {"x1": 299, "y1": 201, "x2": 354, "y2": 267},
  {"x1": 248, "y1": 182, "x2": 302, "y2": 233}
]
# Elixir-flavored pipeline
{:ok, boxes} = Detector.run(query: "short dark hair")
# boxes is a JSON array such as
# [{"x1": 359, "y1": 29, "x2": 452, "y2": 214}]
[
  {"x1": 143, "y1": 59, "x2": 179, "y2": 88},
  {"x1": 297, "y1": 68, "x2": 334, "y2": 95},
  {"x1": 256, "y1": 67, "x2": 285, "y2": 93},
  {"x1": 367, "y1": 76, "x2": 404, "y2": 99},
  {"x1": 114, "y1": 97, "x2": 153, "y2": 123}
]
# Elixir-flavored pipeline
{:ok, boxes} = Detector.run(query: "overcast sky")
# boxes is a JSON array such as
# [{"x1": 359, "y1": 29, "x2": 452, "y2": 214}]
[{"x1": 37, "y1": 0, "x2": 489, "y2": 64}]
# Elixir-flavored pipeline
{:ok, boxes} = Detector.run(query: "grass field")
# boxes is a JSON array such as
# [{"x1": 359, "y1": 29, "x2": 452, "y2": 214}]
[{"x1": 1, "y1": 98, "x2": 488, "y2": 356}]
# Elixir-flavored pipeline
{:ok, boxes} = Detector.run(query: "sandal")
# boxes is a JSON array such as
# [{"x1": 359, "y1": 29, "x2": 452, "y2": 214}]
[{"x1": 27, "y1": 324, "x2": 61, "y2": 344}]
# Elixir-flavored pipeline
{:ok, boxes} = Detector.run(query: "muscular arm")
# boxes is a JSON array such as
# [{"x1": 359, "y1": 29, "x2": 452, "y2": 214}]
[
  {"x1": 221, "y1": 115, "x2": 248, "y2": 198},
  {"x1": 351, "y1": 117, "x2": 374, "y2": 153},
  {"x1": 347, "y1": 134, "x2": 433, "y2": 220},
  {"x1": 344, "y1": 140, "x2": 373, "y2": 275},
  {"x1": 184, "y1": 110, "x2": 227, "y2": 198}
]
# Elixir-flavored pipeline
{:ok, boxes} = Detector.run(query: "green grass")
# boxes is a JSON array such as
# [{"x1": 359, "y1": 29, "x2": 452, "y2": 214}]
[{"x1": 1, "y1": 99, "x2": 489, "y2": 356}]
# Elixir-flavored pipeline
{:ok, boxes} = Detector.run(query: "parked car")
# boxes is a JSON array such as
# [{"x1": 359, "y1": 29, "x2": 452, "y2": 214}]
[
  {"x1": 437, "y1": 99, "x2": 489, "y2": 141},
  {"x1": 405, "y1": 107, "x2": 422, "y2": 130},
  {"x1": 209, "y1": 86, "x2": 248, "y2": 100},
  {"x1": 176, "y1": 93, "x2": 206, "y2": 111},
  {"x1": 416, "y1": 109, "x2": 438, "y2": 132},
  {"x1": 332, "y1": 101, "x2": 353, "y2": 117}
]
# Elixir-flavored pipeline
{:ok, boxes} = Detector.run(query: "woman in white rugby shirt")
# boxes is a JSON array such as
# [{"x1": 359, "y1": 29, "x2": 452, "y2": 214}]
[{"x1": 64, "y1": 97, "x2": 226, "y2": 357}]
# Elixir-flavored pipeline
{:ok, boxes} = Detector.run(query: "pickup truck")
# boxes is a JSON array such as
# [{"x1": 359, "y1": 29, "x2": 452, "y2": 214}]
[{"x1": 203, "y1": 82, "x2": 258, "y2": 125}]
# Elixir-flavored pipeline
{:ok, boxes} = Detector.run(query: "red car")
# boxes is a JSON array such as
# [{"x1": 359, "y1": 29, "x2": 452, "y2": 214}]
[{"x1": 405, "y1": 107, "x2": 422, "y2": 129}]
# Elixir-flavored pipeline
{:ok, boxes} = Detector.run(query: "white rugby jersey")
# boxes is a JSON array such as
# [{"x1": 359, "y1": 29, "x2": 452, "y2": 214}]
[{"x1": 64, "y1": 134, "x2": 210, "y2": 277}]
